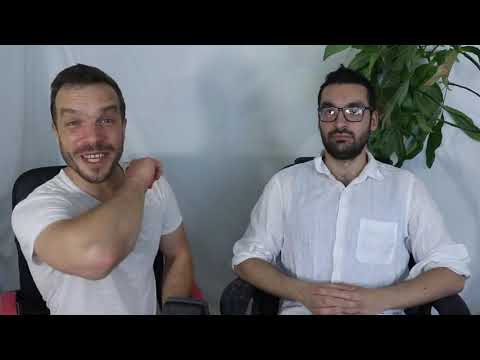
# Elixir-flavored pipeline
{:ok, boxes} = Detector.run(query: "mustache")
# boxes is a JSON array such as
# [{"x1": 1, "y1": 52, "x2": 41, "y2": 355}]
[
  {"x1": 73, "y1": 143, "x2": 115, "y2": 155},
  {"x1": 328, "y1": 129, "x2": 355, "y2": 137}
]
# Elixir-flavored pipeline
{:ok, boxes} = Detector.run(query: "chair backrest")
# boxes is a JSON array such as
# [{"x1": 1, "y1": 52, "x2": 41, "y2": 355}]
[{"x1": 11, "y1": 166, "x2": 164, "y2": 314}]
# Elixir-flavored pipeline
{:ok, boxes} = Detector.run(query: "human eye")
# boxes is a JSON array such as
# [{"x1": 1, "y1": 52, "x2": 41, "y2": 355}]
[
  {"x1": 346, "y1": 107, "x2": 363, "y2": 116},
  {"x1": 65, "y1": 120, "x2": 80, "y2": 128},
  {"x1": 98, "y1": 118, "x2": 114, "y2": 126},
  {"x1": 322, "y1": 107, "x2": 337, "y2": 117}
]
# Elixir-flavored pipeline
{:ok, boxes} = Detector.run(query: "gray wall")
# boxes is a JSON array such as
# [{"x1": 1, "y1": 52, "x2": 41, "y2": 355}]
[
  {"x1": 1, "y1": 45, "x2": 478, "y2": 314},
  {"x1": 0, "y1": 46, "x2": 24, "y2": 291}
]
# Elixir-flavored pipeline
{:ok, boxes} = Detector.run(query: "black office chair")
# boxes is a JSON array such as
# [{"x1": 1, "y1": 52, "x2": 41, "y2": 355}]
[
  {"x1": 12, "y1": 166, "x2": 208, "y2": 315},
  {"x1": 220, "y1": 157, "x2": 470, "y2": 315}
]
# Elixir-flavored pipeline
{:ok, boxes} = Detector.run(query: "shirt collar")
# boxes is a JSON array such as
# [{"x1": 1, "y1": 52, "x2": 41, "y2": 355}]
[{"x1": 314, "y1": 150, "x2": 384, "y2": 183}]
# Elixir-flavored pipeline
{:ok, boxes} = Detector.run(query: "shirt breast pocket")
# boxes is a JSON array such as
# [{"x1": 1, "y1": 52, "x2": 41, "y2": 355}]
[{"x1": 356, "y1": 218, "x2": 398, "y2": 265}]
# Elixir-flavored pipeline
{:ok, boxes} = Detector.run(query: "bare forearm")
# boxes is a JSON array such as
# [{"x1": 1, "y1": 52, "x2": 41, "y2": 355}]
[
  {"x1": 379, "y1": 267, "x2": 465, "y2": 310},
  {"x1": 40, "y1": 177, "x2": 146, "y2": 274},
  {"x1": 234, "y1": 258, "x2": 306, "y2": 302},
  {"x1": 77, "y1": 178, "x2": 146, "y2": 258},
  {"x1": 162, "y1": 253, "x2": 194, "y2": 304}
]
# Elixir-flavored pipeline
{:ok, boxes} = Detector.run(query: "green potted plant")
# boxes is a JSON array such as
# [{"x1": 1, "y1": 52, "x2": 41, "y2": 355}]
[{"x1": 323, "y1": 45, "x2": 480, "y2": 168}]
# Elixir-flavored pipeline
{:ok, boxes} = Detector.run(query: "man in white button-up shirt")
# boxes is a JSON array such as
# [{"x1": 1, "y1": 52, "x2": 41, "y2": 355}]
[{"x1": 232, "y1": 66, "x2": 470, "y2": 315}]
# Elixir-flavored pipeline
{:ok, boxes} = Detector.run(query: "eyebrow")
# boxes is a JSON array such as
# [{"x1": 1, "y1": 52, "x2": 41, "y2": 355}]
[
  {"x1": 59, "y1": 105, "x2": 119, "y2": 117},
  {"x1": 319, "y1": 101, "x2": 368, "y2": 108}
]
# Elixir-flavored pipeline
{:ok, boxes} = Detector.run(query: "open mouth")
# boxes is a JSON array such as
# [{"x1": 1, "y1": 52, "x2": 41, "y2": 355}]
[{"x1": 80, "y1": 152, "x2": 109, "y2": 164}]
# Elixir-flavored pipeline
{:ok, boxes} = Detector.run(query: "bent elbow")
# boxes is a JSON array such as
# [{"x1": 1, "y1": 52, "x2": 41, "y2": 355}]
[
  {"x1": 442, "y1": 268, "x2": 466, "y2": 295},
  {"x1": 79, "y1": 247, "x2": 121, "y2": 280},
  {"x1": 453, "y1": 275, "x2": 466, "y2": 294}
]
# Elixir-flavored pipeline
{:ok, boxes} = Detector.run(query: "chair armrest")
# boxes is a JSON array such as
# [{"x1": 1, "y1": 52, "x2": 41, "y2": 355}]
[
  {"x1": 162, "y1": 297, "x2": 209, "y2": 315},
  {"x1": 220, "y1": 277, "x2": 256, "y2": 315},
  {"x1": 404, "y1": 294, "x2": 470, "y2": 315},
  {"x1": 220, "y1": 277, "x2": 280, "y2": 315},
  {"x1": 430, "y1": 294, "x2": 470, "y2": 315}
]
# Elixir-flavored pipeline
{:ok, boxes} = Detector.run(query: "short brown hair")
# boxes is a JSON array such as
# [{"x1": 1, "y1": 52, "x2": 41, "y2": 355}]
[{"x1": 50, "y1": 64, "x2": 126, "y2": 125}]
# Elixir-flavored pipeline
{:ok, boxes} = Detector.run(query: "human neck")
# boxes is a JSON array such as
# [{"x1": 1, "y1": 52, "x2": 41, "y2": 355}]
[
  {"x1": 65, "y1": 164, "x2": 125, "y2": 202},
  {"x1": 323, "y1": 150, "x2": 368, "y2": 186}
]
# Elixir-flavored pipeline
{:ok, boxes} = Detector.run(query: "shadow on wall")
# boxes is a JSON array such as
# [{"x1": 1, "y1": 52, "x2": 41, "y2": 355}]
[{"x1": 162, "y1": 52, "x2": 296, "y2": 313}]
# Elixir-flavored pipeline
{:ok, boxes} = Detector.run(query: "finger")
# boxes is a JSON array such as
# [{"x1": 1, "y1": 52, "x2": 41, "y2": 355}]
[
  {"x1": 312, "y1": 288, "x2": 357, "y2": 301},
  {"x1": 313, "y1": 307, "x2": 345, "y2": 315},
  {"x1": 312, "y1": 296, "x2": 358, "y2": 308},
  {"x1": 326, "y1": 283, "x2": 357, "y2": 290},
  {"x1": 341, "y1": 307, "x2": 362, "y2": 315}
]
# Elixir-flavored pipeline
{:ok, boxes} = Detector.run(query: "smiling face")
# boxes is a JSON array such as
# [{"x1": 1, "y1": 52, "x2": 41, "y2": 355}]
[
  {"x1": 318, "y1": 83, "x2": 378, "y2": 160},
  {"x1": 53, "y1": 83, "x2": 126, "y2": 184}
]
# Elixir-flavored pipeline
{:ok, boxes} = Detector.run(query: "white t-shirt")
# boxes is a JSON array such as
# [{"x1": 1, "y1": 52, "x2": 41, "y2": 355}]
[
  {"x1": 11, "y1": 169, "x2": 182, "y2": 315},
  {"x1": 232, "y1": 152, "x2": 471, "y2": 315}
]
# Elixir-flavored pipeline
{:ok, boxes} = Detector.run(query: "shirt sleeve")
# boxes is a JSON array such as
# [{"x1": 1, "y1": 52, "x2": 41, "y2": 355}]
[
  {"x1": 406, "y1": 176, "x2": 471, "y2": 280},
  {"x1": 151, "y1": 176, "x2": 183, "y2": 236},
  {"x1": 232, "y1": 175, "x2": 284, "y2": 268},
  {"x1": 11, "y1": 193, "x2": 75, "y2": 266}
]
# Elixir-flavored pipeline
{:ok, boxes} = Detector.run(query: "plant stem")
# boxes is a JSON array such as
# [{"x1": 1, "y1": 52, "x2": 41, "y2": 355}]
[
  {"x1": 461, "y1": 52, "x2": 480, "y2": 72},
  {"x1": 441, "y1": 119, "x2": 477, "y2": 132},
  {"x1": 427, "y1": 45, "x2": 440, "y2": 61},
  {"x1": 448, "y1": 82, "x2": 480, "y2": 99}
]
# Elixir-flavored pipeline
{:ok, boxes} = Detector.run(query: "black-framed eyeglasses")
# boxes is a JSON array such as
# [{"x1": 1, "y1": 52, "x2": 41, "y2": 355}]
[{"x1": 318, "y1": 105, "x2": 372, "y2": 122}]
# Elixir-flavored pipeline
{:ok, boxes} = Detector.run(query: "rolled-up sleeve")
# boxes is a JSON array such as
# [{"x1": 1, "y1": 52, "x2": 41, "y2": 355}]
[
  {"x1": 232, "y1": 175, "x2": 284, "y2": 268},
  {"x1": 406, "y1": 177, "x2": 470, "y2": 280}
]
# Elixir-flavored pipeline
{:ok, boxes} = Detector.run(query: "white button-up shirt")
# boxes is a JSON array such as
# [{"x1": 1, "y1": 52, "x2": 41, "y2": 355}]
[{"x1": 232, "y1": 152, "x2": 470, "y2": 315}]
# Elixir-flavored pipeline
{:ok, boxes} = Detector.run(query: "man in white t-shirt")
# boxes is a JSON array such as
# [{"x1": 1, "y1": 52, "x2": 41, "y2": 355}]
[
  {"x1": 12, "y1": 64, "x2": 194, "y2": 314},
  {"x1": 232, "y1": 66, "x2": 470, "y2": 315}
]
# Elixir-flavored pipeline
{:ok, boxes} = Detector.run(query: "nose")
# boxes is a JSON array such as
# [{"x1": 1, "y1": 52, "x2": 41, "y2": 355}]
[
  {"x1": 82, "y1": 122, "x2": 106, "y2": 143},
  {"x1": 335, "y1": 109, "x2": 348, "y2": 129}
]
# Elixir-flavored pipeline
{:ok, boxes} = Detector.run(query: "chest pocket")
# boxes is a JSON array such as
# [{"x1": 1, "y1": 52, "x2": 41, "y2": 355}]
[{"x1": 356, "y1": 218, "x2": 398, "y2": 265}]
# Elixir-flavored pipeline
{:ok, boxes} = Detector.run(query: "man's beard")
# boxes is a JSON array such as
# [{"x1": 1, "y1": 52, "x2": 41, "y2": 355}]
[
  {"x1": 320, "y1": 126, "x2": 370, "y2": 161},
  {"x1": 59, "y1": 140, "x2": 123, "y2": 184}
]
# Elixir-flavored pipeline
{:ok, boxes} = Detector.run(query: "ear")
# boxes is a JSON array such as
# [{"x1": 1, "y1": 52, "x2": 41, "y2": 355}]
[
  {"x1": 370, "y1": 110, "x2": 379, "y2": 132},
  {"x1": 51, "y1": 121, "x2": 59, "y2": 140}
]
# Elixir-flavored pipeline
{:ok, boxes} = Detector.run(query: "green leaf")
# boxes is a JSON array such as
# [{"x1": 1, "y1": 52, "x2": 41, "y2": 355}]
[
  {"x1": 443, "y1": 105, "x2": 480, "y2": 141},
  {"x1": 415, "y1": 114, "x2": 434, "y2": 133},
  {"x1": 352, "y1": 45, "x2": 380, "y2": 53},
  {"x1": 425, "y1": 119, "x2": 444, "y2": 168},
  {"x1": 405, "y1": 135, "x2": 426, "y2": 160},
  {"x1": 393, "y1": 129, "x2": 406, "y2": 167},
  {"x1": 391, "y1": 45, "x2": 418, "y2": 72},
  {"x1": 432, "y1": 49, "x2": 450, "y2": 66},
  {"x1": 404, "y1": 126, "x2": 428, "y2": 160},
  {"x1": 400, "y1": 90, "x2": 416, "y2": 112},
  {"x1": 323, "y1": 45, "x2": 351, "y2": 61},
  {"x1": 370, "y1": 128, "x2": 398, "y2": 164},
  {"x1": 348, "y1": 51, "x2": 371, "y2": 72},
  {"x1": 382, "y1": 80, "x2": 410, "y2": 128},
  {"x1": 412, "y1": 63, "x2": 437, "y2": 87},
  {"x1": 367, "y1": 51, "x2": 381, "y2": 79},
  {"x1": 414, "y1": 87, "x2": 442, "y2": 119},
  {"x1": 405, "y1": 47, "x2": 422, "y2": 72}
]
